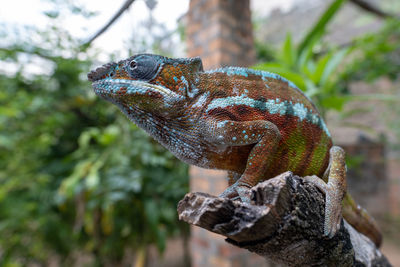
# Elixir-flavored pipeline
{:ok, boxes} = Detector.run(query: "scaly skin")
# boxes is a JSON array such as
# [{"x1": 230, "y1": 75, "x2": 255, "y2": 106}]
[{"x1": 88, "y1": 54, "x2": 382, "y2": 246}]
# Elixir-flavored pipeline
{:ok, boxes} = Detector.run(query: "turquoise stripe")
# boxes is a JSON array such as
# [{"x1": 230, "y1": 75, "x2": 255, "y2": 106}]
[
  {"x1": 206, "y1": 95, "x2": 330, "y2": 137},
  {"x1": 206, "y1": 67, "x2": 299, "y2": 90}
]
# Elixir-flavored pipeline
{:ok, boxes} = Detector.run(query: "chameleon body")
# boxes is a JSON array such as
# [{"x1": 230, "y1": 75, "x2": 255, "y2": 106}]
[{"x1": 88, "y1": 54, "x2": 382, "y2": 246}]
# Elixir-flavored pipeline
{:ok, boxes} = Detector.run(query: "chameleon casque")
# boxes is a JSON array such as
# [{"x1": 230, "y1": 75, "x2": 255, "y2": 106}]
[{"x1": 88, "y1": 53, "x2": 382, "y2": 246}]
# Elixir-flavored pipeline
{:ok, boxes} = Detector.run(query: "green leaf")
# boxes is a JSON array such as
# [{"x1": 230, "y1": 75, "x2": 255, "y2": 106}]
[
  {"x1": 253, "y1": 62, "x2": 283, "y2": 69},
  {"x1": 85, "y1": 158, "x2": 104, "y2": 190},
  {"x1": 0, "y1": 106, "x2": 18, "y2": 117},
  {"x1": 312, "y1": 51, "x2": 333, "y2": 84},
  {"x1": 303, "y1": 60, "x2": 316, "y2": 80},
  {"x1": 253, "y1": 63, "x2": 307, "y2": 91},
  {"x1": 320, "y1": 95, "x2": 347, "y2": 110},
  {"x1": 78, "y1": 128, "x2": 100, "y2": 148},
  {"x1": 304, "y1": 79, "x2": 319, "y2": 97},
  {"x1": 144, "y1": 201, "x2": 159, "y2": 231},
  {"x1": 320, "y1": 48, "x2": 348, "y2": 85},
  {"x1": 281, "y1": 33, "x2": 296, "y2": 67},
  {"x1": 298, "y1": 0, "x2": 346, "y2": 55},
  {"x1": 298, "y1": 39, "x2": 315, "y2": 71},
  {"x1": 99, "y1": 125, "x2": 120, "y2": 145},
  {"x1": 155, "y1": 227, "x2": 166, "y2": 252},
  {"x1": 59, "y1": 159, "x2": 93, "y2": 196}
]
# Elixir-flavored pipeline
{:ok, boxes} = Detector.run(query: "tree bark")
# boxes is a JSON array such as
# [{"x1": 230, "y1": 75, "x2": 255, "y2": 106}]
[{"x1": 177, "y1": 171, "x2": 391, "y2": 266}]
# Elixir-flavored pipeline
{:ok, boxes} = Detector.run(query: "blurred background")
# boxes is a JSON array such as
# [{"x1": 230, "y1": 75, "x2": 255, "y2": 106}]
[{"x1": 0, "y1": 0, "x2": 399, "y2": 266}]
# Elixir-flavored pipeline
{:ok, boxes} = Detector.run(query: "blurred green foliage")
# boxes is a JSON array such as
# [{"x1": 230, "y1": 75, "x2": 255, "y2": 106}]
[
  {"x1": 254, "y1": 0, "x2": 349, "y2": 115},
  {"x1": 254, "y1": 0, "x2": 400, "y2": 117},
  {"x1": 341, "y1": 19, "x2": 400, "y2": 83},
  {"x1": 0, "y1": 3, "x2": 188, "y2": 266},
  {"x1": 341, "y1": 19, "x2": 400, "y2": 149}
]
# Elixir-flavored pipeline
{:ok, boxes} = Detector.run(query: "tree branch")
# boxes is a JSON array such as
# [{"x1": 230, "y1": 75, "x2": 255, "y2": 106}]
[
  {"x1": 83, "y1": 0, "x2": 136, "y2": 47},
  {"x1": 349, "y1": 0, "x2": 398, "y2": 19},
  {"x1": 177, "y1": 172, "x2": 391, "y2": 266}
]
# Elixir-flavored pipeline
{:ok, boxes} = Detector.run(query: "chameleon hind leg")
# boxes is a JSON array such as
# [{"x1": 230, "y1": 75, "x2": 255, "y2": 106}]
[
  {"x1": 222, "y1": 171, "x2": 241, "y2": 200},
  {"x1": 304, "y1": 146, "x2": 347, "y2": 238},
  {"x1": 213, "y1": 120, "x2": 281, "y2": 203}
]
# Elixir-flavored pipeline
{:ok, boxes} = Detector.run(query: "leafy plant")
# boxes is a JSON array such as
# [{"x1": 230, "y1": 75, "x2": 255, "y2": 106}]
[
  {"x1": 339, "y1": 18, "x2": 400, "y2": 151},
  {"x1": 254, "y1": 0, "x2": 400, "y2": 118},
  {"x1": 340, "y1": 19, "x2": 400, "y2": 83},
  {"x1": 0, "y1": 3, "x2": 188, "y2": 266},
  {"x1": 253, "y1": 0, "x2": 350, "y2": 115}
]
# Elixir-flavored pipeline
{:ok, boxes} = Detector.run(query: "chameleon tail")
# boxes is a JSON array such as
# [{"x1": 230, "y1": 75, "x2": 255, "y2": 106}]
[{"x1": 342, "y1": 193, "x2": 382, "y2": 247}]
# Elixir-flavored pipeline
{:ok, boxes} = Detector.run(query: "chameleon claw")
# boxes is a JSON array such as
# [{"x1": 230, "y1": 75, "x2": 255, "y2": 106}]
[
  {"x1": 219, "y1": 181, "x2": 251, "y2": 203},
  {"x1": 236, "y1": 183, "x2": 252, "y2": 203},
  {"x1": 237, "y1": 188, "x2": 251, "y2": 203},
  {"x1": 219, "y1": 185, "x2": 238, "y2": 199},
  {"x1": 230, "y1": 196, "x2": 241, "y2": 201}
]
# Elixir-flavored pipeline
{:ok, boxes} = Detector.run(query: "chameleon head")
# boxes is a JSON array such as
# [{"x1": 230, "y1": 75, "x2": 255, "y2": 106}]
[{"x1": 88, "y1": 53, "x2": 204, "y2": 116}]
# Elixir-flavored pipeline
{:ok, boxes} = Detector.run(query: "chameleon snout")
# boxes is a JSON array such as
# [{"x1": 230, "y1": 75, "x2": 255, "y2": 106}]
[{"x1": 88, "y1": 62, "x2": 117, "y2": 82}]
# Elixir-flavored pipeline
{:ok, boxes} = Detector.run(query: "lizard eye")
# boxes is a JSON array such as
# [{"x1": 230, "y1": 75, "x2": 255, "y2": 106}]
[
  {"x1": 126, "y1": 55, "x2": 160, "y2": 81},
  {"x1": 129, "y1": 60, "x2": 137, "y2": 70}
]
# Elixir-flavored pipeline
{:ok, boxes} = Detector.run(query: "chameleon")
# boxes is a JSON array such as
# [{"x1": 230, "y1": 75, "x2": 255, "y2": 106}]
[{"x1": 88, "y1": 53, "x2": 382, "y2": 246}]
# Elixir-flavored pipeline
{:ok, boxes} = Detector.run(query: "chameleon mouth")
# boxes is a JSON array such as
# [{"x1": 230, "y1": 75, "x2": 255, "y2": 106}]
[{"x1": 91, "y1": 78, "x2": 180, "y2": 99}]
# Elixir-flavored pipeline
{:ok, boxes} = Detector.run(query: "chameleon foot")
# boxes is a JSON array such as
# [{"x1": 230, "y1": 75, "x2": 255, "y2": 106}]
[
  {"x1": 303, "y1": 146, "x2": 347, "y2": 238},
  {"x1": 303, "y1": 175, "x2": 343, "y2": 238},
  {"x1": 219, "y1": 181, "x2": 251, "y2": 203}
]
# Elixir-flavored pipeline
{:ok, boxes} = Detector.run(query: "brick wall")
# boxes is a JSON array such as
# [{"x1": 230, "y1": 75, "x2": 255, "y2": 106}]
[
  {"x1": 186, "y1": 0, "x2": 255, "y2": 69},
  {"x1": 185, "y1": 1, "x2": 267, "y2": 266},
  {"x1": 340, "y1": 137, "x2": 389, "y2": 217}
]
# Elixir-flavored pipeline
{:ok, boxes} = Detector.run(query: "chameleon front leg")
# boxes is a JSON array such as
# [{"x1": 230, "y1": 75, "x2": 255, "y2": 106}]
[
  {"x1": 207, "y1": 119, "x2": 281, "y2": 202},
  {"x1": 304, "y1": 146, "x2": 347, "y2": 238},
  {"x1": 222, "y1": 171, "x2": 241, "y2": 200}
]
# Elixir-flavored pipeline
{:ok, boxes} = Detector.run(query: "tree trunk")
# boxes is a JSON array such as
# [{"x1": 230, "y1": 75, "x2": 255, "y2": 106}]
[{"x1": 177, "y1": 172, "x2": 391, "y2": 266}]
